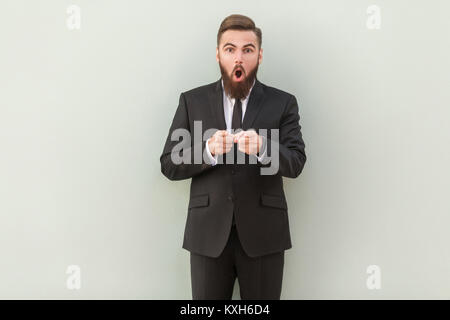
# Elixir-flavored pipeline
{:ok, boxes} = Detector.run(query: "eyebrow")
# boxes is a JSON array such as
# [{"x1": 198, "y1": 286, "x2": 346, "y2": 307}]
[{"x1": 222, "y1": 43, "x2": 256, "y2": 49}]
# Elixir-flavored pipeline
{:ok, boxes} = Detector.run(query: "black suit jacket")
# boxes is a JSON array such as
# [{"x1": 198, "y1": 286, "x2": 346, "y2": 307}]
[{"x1": 160, "y1": 77, "x2": 306, "y2": 258}]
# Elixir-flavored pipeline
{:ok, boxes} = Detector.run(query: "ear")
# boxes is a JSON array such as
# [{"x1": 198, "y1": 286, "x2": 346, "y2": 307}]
[
  {"x1": 216, "y1": 47, "x2": 219, "y2": 62},
  {"x1": 258, "y1": 47, "x2": 263, "y2": 65}
]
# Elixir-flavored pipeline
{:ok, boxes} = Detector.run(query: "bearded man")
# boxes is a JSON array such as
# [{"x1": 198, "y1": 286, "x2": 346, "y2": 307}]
[{"x1": 160, "y1": 14, "x2": 306, "y2": 300}]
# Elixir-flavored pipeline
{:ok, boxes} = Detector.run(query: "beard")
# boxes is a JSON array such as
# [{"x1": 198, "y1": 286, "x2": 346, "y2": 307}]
[{"x1": 219, "y1": 61, "x2": 259, "y2": 100}]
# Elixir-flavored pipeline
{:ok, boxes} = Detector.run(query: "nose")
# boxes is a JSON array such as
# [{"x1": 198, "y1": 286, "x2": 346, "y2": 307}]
[{"x1": 234, "y1": 51, "x2": 243, "y2": 65}]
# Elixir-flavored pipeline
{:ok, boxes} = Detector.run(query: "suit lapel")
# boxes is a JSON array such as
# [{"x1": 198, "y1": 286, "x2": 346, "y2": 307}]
[
  {"x1": 242, "y1": 78, "x2": 264, "y2": 130},
  {"x1": 209, "y1": 79, "x2": 227, "y2": 130},
  {"x1": 209, "y1": 77, "x2": 265, "y2": 131}
]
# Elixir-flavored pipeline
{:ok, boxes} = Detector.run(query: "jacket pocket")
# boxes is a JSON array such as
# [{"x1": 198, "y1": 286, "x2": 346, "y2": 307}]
[
  {"x1": 261, "y1": 193, "x2": 287, "y2": 210},
  {"x1": 188, "y1": 194, "x2": 209, "y2": 209}
]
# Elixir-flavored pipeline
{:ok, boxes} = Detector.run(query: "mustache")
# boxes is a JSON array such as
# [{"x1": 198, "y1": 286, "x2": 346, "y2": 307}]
[{"x1": 232, "y1": 65, "x2": 245, "y2": 76}]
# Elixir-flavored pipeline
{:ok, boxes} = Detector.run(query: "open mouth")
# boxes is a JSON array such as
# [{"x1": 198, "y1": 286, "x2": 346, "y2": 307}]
[{"x1": 234, "y1": 69, "x2": 243, "y2": 80}]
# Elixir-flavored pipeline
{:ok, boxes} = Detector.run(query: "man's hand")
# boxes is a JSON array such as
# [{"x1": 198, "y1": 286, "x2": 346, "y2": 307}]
[
  {"x1": 233, "y1": 130, "x2": 263, "y2": 155},
  {"x1": 208, "y1": 130, "x2": 234, "y2": 156}
]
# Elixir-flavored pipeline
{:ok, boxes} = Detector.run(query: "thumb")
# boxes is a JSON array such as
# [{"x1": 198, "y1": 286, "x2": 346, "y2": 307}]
[{"x1": 233, "y1": 130, "x2": 246, "y2": 142}]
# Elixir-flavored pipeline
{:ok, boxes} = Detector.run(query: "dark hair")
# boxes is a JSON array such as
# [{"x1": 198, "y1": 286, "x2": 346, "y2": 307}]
[{"x1": 217, "y1": 14, "x2": 262, "y2": 49}]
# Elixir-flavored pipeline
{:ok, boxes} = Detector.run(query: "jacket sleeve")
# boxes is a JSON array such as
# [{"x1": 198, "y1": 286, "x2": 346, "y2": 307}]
[
  {"x1": 160, "y1": 92, "x2": 216, "y2": 181},
  {"x1": 260, "y1": 94, "x2": 307, "y2": 178}
]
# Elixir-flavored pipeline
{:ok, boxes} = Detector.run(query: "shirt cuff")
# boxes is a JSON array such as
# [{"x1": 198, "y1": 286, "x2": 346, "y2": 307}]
[{"x1": 205, "y1": 137, "x2": 218, "y2": 166}]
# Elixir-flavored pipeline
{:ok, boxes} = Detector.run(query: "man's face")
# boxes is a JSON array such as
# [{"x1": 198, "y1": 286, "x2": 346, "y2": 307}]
[{"x1": 216, "y1": 30, "x2": 263, "y2": 100}]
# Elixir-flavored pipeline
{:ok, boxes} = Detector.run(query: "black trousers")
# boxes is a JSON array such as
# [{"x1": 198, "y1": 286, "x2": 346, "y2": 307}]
[{"x1": 190, "y1": 224, "x2": 285, "y2": 300}]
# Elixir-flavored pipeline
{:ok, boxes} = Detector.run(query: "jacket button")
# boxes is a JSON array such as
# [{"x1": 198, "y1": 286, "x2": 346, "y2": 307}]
[
  {"x1": 228, "y1": 195, "x2": 233, "y2": 201},
  {"x1": 231, "y1": 169, "x2": 235, "y2": 175}
]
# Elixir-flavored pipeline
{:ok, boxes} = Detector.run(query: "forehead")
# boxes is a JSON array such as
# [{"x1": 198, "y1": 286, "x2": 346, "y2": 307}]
[{"x1": 219, "y1": 30, "x2": 258, "y2": 47}]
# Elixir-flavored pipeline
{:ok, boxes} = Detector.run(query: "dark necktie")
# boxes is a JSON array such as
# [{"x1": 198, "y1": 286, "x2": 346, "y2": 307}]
[
  {"x1": 230, "y1": 99, "x2": 242, "y2": 227},
  {"x1": 227, "y1": 98, "x2": 242, "y2": 165},
  {"x1": 231, "y1": 98, "x2": 242, "y2": 130}
]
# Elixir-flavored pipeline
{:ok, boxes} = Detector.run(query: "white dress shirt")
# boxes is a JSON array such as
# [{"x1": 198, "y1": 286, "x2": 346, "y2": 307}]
[{"x1": 205, "y1": 79, "x2": 267, "y2": 166}]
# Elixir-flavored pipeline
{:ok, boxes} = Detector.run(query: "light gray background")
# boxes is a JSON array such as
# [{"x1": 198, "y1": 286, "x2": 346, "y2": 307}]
[{"x1": 1, "y1": 0, "x2": 449, "y2": 299}]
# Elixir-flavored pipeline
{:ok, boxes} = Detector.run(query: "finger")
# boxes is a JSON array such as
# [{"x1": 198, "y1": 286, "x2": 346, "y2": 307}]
[
  {"x1": 244, "y1": 131, "x2": 257, "y2": 138},
  {"x1": 237, "y1": 134, "x2": 250, "y2": 144},
  {"x1": 218, "y1": 134, "x2": 230, "y2": 142},
  {"x1": 214, "y1": 130, "x2": 225, "y2": 139},
  {"x1": 238, "y1": 143, "x2": 247, "y2": 154},
  {"x1": 233, "y1": 130, "x2": 246, "y2": 143},
  {"x1": 236, "y1": 138, "x2": 246, "y2": 151},
  {"x1": 225, "y1": 135, "x2": 234, "y2": 143},
  {"x1": 246, "y1": 139, "x2": 252, "y2": 154}
]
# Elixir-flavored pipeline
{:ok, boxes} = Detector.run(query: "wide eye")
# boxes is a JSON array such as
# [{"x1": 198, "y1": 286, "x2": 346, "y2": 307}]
[
  {"x1": 226, "y1": 47, "x2": 233, "y2": 52},
  {"x1": 244, "y1": 48, "x2": 252, "y2": 53}
]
